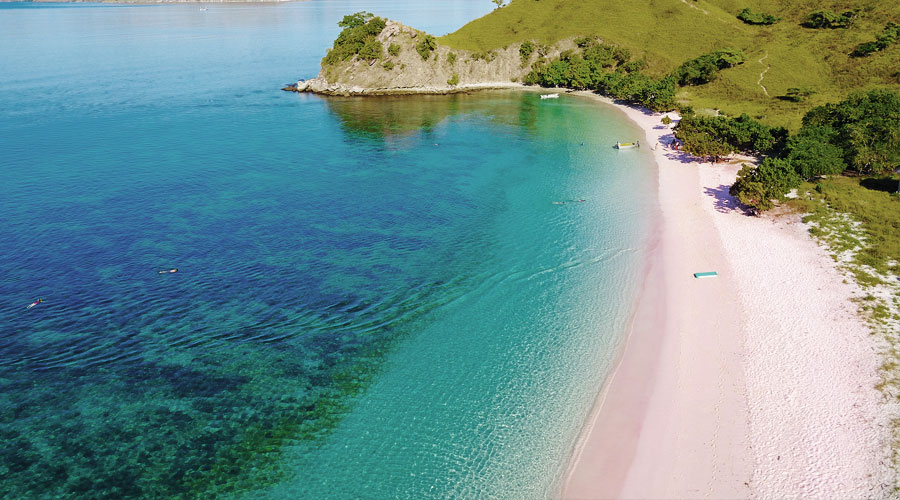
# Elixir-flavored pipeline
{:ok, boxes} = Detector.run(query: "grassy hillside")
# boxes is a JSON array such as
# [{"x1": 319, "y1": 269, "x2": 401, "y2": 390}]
[{"x1": 441, "y1": 0, "x2": 900, "y2": 129}]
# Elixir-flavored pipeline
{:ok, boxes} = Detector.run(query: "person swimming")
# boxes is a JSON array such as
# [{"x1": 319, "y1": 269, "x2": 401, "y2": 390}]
[
  {"x1": 26, "y1": 298, "x2": 43, "y2": 310},
  {"x1": 158, "y1": 268, "x2": 178, "y2": 274}
]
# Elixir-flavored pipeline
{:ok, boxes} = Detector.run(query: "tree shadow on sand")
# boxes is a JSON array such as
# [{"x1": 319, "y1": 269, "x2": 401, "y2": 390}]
[{"x1": 703, "y1": 183, "x2": 757, "y2": 215}]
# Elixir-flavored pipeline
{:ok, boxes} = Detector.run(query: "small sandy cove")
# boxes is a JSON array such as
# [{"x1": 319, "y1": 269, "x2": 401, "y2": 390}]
[{"x1": 561, "y1": 92, "x2": 892, "y2": 499}]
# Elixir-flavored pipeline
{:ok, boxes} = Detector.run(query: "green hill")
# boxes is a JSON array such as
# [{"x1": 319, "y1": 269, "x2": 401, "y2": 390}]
[{"x1": 441, "y1": 0, "x2": 900, "y2": 129}]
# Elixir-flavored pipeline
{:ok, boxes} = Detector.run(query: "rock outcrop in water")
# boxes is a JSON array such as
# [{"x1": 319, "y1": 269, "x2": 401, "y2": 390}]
[{"x1": 288, "y1": 20, "x2": 571, "y2": 96}]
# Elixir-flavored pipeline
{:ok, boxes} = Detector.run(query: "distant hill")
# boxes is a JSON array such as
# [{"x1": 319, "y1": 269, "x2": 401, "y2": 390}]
[{"x1": 441, "y1": 0, "x2": 900, "y2": 128}]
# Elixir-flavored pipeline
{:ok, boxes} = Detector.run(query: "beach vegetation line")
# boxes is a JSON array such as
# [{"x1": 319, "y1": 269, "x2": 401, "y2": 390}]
[
  {"x1": 666, "y1": 89, "x2": 900, "y2": 212},
  {"x1": 786, "y1": 176, "x2": 900, "y2": 476}
]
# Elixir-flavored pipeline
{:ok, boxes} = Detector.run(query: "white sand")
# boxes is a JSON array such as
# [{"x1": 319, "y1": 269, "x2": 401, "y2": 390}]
[{"x1": 561, "y1": 92, "x2": 892, "y2": 499}]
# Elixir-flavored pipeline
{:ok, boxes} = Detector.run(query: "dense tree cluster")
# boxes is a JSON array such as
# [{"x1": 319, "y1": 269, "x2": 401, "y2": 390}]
[
  {"x1": 674, "y1": 113, "x2": 787, "y2": 161},
  {"x1": 523, "y1": 39, "x2": 676, "y2": 111},
  {"x1": 524, "y1": 42, "x2": 746, "y2": 111},
  {"x1": 724, "y1": 89, "x2": 900, "y2": 211},
  {"x1": 852, "y1": 22, "x2": 900, "y2": 57},
  {"x1": 801, "y1": 89, "x2": 900, "y2": 174},
  {"x1": 803, "y1": 9, "x2": 858, "y2": 29},
  {"x1": 323, "y1": 12, "x2": 387, "y2": 65},
  {"x1": 737, "y1": 8, "x2": 781, "y2": 25},
  {"x1": 670, "y1": 49, "x2": 745, "y2": 86}
]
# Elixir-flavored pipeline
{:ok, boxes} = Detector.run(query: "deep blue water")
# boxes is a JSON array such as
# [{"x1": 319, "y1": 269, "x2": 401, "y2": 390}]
[{"x1": 0, "y1": 2, "x2": 658, "y2": 498}]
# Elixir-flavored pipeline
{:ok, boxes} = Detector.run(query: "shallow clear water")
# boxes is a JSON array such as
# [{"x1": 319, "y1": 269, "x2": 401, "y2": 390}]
[{"x1": 0, "y1": 2, "x2": 658, "y2": 498}]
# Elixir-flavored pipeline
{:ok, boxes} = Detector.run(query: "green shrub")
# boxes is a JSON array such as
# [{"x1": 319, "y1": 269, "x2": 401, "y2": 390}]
[
  {"x1": 387, "y1": 43, "x2": 401, "y2": 56},
  {"x1": 447, "y1": 73, "x2": 460, "y2": 86},
  {"x1": 852, "y1": 22, "x2": 900, "y2": 57},
  {"x1": 782, "y1": 87, "x2": 814, "y2": 102},
  {"x1": 804, "y1": 9, "x2": 858, "y2": 29},
  {"x1": 358, "y1": 39, "x2": 383, "y2": 62},
  {"x1": 382, "y1": 61, "x2": 394, "y2": 71},
  {"x1": 469, "y1": 50, "x2": 498, "y2": 62},
  {"x1": 852, "y1": 41, "x2": 880, "y2": 57},
  {"x1": 447, "y1": 52, "x2": 457, "y2": 64},
  {"x1": 416, "y1": 34, "x2": 437, "y2": 60},
  {"x1": 574, "y1": 37, "x2": 597, "y2": 48},
  {"x1": 519, "y1": 40, "x2": 535, "y2": 64},
  {"x1": 737, "y1": 8, "x2": 780, "y2": 25},
  {"x1": 661, "y1": 115, "x2": 673, "y2": 125}
]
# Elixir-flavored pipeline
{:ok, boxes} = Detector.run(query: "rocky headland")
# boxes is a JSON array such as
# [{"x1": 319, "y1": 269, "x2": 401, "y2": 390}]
[{"x1": 287, "y1": 19, "x2": 571, "y2": 96}]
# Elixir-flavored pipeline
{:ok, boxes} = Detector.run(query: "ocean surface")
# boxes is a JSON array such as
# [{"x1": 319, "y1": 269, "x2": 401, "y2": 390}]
[{"x1": 0, "y1": 2, "x2": 658, "y2": 498}]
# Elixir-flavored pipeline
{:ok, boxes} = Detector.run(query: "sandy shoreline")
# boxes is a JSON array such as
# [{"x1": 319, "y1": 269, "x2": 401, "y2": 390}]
[{"x1": 561, "y1": 92, "x2": 892, "y2": 499}]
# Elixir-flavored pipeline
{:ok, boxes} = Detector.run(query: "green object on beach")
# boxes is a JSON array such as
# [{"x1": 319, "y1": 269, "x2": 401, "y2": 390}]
[{"x1": 693, "y1": 271, "x2": 718, "y2": 278}]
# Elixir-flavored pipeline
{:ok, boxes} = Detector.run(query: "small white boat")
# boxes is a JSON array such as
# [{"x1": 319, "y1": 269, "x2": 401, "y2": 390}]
[
  {"x1": 540, "y1": 93, "x2": 559, "y2": 99},
  {"x1": 615, "y1": 141, "x2": 640, "y2": 149}
]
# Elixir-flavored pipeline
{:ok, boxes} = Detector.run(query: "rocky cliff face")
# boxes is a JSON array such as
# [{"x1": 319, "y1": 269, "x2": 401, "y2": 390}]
[{"x1": 294, "y1": 20, "x2": 570, "y2": 95}]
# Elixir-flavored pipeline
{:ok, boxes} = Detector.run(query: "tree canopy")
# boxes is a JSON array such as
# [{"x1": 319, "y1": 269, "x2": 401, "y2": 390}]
[
  {"x1": 674, "y1": 112, "x2": 786, "y2": 161},
  {"x1": 729, "y1": 158, "x2": 801, "y2": 212},
  {"x1": 523, "y1": 39, "x2": 676, "y2": 111},
  {"x1": 801, "y1": 89, "x2": 900, "y2": 174},
  {"x1": 670, "y1": 49, "x2": 745, "y2": 86},
  {"x1": 324, "y1": 13, "x2": 387, "y2": 65}
]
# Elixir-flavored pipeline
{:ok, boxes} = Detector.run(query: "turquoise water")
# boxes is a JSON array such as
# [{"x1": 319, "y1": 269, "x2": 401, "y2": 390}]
[{"x1": 0, "y1": 2, "x2": 658, "y2": 498}]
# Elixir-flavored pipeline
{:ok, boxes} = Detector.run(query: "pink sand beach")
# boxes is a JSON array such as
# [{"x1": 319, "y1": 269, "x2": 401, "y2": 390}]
[{"x1": 560, "y1": 93, "x2": 892, "y2": 499}]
